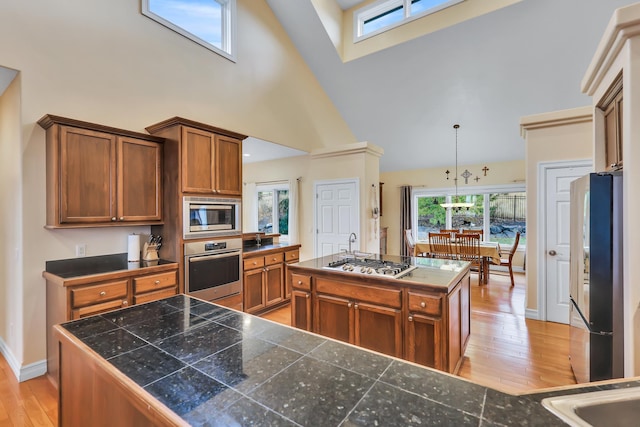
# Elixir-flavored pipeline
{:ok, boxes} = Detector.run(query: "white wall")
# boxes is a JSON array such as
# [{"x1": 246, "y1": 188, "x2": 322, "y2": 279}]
[
  {"x1": 243, "y1": 142, "x2": 382, "y2": 261},
  {"x1": 0, "y1": 73, "x2": 23, "y2": 367},
  {"x1": 521, "y1": 107, "x2": 592, "y2": 316},
  {"x1": 0, "y1": 0, "x2": 356, "y2": 377}
]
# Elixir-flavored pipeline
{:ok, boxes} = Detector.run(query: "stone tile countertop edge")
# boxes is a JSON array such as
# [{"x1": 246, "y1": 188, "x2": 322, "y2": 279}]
[
  {"x1": 242, "y1": 243, "x2": 301, "y2": 256},
  {"x1": 58, "y1": 295, "x2": 640, "y2": 427}
]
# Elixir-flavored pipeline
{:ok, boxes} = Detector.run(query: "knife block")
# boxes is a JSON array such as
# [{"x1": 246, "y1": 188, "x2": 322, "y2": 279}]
[{"x1": 142, "y1": 243, "x2": 159, "y2": 261}]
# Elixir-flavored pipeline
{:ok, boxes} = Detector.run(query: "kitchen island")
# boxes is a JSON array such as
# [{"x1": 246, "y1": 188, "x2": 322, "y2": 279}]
[
  {"x1": 53, "y1": 294, "x2": 640, "y2": 426},
  {"x1": 287, "y1": 254, "x2": 471, "y2": 373}
]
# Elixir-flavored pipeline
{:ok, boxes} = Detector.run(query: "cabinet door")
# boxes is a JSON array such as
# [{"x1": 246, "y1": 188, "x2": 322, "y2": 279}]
[
  {"x1": 291, "y1": 290, "x2": 312, "y2": 331},
  {"x1": 354, "y1": 302, "x2": 403, "y2": 358},
  {"x1": 243, "y1": 268, "x2": 265, "y2": 314},
  {"x1": 315, "y1": 294, "x2": 353, "y2": 344},
  {"x1": 265, "y1": 264, "x2": 284, "y2": 306},
  {"x1": 181, "y1": 126, "x2": 215, "y2": 194},
  {"x1": 59, "y1": 126, "x2": 116, "y2": 223},
  {"x1": 215, "y1": 135, "x2": 242, "y2": 196},
  {"x1": 405, "y1": 313, "x2": 442, "y2": 370},
  {"x1": 118, "y1": 137, "x2": 162, "y2": 222}
]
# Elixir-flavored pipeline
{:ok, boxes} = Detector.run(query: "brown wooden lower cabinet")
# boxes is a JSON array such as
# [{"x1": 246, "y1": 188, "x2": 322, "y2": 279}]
[
  {"x1": 289, "y1": 267, "x2": 470, "y2": 374},
  {"x1": 291, "y1": 289, "x2": 312, "y2": 330},
  {"x1": 44, "y1": 263, "x2": 178, "y2": 388}
]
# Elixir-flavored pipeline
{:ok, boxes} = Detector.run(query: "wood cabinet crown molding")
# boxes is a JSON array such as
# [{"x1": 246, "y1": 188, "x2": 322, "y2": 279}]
[
  {"x1": 37, "y1": 114, "x2": 165, "y2": 143},
  {"x1": 145, "y1": 116, "x2": 248, "y2": 140}
]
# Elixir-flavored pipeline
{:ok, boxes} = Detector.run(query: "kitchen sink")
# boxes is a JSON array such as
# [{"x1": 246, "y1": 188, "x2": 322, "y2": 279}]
[{"x1": 542, "y1": 386, "x2": 640, "y2": 426}]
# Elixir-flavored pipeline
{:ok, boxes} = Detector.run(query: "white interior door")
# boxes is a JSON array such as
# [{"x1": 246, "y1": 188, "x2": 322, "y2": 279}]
[
  {"x1": 545, "y1": 164, "x2": 591, "y2": 324},
  {"x1": 315, "y1": 180, "x2": 359, "y2": 257}
]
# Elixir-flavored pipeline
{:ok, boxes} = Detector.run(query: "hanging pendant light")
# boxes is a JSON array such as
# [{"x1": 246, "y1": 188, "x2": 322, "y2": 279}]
[{"x1": 440, "y1": 124, "x2": 474, "y2": 211}]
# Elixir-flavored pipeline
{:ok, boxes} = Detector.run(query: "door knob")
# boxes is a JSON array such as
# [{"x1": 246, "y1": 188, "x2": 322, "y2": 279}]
[{"x1": 548, "y1": 250, "x2": 557, "y2": 256}]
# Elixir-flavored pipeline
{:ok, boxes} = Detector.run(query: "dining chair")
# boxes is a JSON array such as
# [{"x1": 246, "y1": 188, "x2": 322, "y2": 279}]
[
  {"x1": 461, "y1": 229, "x2": 484, "y2": 240},
  {"x1": 405, "y1": 229, "x2": 427, "y2": 257},
  {"x1": 455, "y1": 233, "x2": 483, "y2": 283},
  {"x1": 499, "y1": 232, "x2": 521, "y2": 287},
  {"x1": 428, "y1": 232, "x2": 455, "y2": 259}
]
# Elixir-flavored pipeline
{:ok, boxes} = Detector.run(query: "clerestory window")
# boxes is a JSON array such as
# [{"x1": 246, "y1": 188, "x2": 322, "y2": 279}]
[
  {"x1": 142, "y1": 0, "x2": 236, "y2": 62},
  {"x1": 355, "y1": 0, "x2": 465, "y2": 42}
]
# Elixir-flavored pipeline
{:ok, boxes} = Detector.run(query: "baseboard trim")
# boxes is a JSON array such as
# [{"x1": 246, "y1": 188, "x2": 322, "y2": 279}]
[
  {"x1": 525, "y1": 308, "x2": 539, "y2": 320},
  {"x1": 0, "y1": 337, "x2": 47, "y2": 382}
]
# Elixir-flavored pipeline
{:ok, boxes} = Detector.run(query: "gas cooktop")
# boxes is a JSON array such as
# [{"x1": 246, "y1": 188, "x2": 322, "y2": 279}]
[{"x1": 324, "y1": 258, "x2": 416, "y2": 279}]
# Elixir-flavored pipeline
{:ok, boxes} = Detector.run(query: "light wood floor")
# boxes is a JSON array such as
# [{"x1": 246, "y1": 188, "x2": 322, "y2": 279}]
[
  {"x1": 0, "y1": 271, "x2": 576, "y2": 427},
  {"x1": 0, "y1": 352, "x2": 58, "y2": 426},
  {"x1": 263, "y1": 271, "x2": 577, "y2": 395}
]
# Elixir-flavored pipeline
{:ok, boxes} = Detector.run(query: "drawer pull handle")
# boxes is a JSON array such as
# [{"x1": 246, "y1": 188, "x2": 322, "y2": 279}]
[
  {"x1": 408, "y1": 315, "x2": 414, "y2": 322},
  {"x1": 306, "y1": 293, "x2": 310, "y2": 299},
  {"x1": 154, "y1": 280, "x2": 160, "y2": 285},
  {"x1": 253, "y1": 261, "x2": 257, "y2": 265},
  {"x1": 122, "y1": 301, "x2": 128, "y2": 306},
  {"x1": 348, "y1": 302, "x2": 353, "y2": 308},
  {"x1": 420, "y1": 301, "x2": 426, "y2": 308},
  {"x1": 111, "y1": 217, "x2": 116, "y2": 221},
  {"x1": 297, "y1": 280, "x2": 303, "y2": 285},
  {"x1": 354, "y1": 303, "x2": 359, "y2": 310},
  {"x1": 100, "y1": 291, "x2": 107, "y2": 296},
  {"x1": 119, "y1": 216, "x2": 124, "y2": 221},
  {"x1": 272, "y1": 257, "x2": 277, "y2": 261}
]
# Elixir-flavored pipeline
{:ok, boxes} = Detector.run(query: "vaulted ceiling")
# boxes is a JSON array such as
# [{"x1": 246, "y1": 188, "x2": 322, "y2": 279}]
[{"x1": 265, "y1": 0, "x2": 637, "y2": 172}]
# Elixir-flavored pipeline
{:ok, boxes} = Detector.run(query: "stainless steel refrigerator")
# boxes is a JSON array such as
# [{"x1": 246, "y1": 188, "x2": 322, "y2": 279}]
[{"x1": 569, "y1": 171, "x2": 623, "y2": 383}]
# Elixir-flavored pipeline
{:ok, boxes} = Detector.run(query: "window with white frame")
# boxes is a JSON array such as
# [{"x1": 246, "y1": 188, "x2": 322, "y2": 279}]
[
  {"x1": 142, "y1": 0, "x2": 236, "y2": 61},
  {"x1": 354, "y1": 0, "x2": 465, "y2": 42},
  {"x1": 256, "y1": 183, "x2": 290, "y2": 241},
  {"x1": 413, "y1": 184, "x2": 526, "y2": 248}
]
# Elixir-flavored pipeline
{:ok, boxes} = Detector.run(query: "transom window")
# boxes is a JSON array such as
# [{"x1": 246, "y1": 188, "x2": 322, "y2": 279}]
[
  {"x1": 142, "y1": 0, "x2": 236, "y2": 61},
  {"x1": 355, "y1": 0, "x2": 465, "y2": 41}
]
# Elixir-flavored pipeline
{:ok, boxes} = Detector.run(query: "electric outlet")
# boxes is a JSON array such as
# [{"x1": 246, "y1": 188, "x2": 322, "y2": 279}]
[{"x1": 76, "y1": 243, "x2": 87, "y2": 257}]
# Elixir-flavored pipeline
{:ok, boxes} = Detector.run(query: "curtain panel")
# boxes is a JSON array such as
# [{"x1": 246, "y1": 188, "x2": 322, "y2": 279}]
[{"x1": 400, "y1": 185, "x2": 412, "y2": 257}]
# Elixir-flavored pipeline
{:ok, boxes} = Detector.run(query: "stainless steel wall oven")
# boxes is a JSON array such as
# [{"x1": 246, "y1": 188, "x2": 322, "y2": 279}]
[{"x1": 184, "y1": 238, "x2": 242, "y2": 301}]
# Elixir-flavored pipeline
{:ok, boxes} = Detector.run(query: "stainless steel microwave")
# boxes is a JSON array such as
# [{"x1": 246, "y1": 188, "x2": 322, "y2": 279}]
[{"x1": 183, "y1": 196, "x2": 241, "y2": 239}]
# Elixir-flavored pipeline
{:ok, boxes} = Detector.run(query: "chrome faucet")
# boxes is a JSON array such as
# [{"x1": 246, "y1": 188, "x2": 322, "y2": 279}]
[{"x1": 348, "y1": 233, "x2": 357, "y2": 253}]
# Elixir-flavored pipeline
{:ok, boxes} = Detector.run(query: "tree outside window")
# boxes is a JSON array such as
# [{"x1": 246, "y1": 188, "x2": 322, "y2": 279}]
[{"x1": 257, "y1": 184, "x2": 289, "y2": 239}]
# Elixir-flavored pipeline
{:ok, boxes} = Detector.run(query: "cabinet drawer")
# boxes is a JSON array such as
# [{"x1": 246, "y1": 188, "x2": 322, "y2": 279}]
[
  {"x1": 285, "y1": 250, "x2": 299, "y2": 262},
  {"x1": 133, "y1": 287, "x2": 177, "y2": 305},
  {"x1": 291, "y1": 273, "x2": 311, "y2": 291},
  {"x1": 316, "y1": 278, "x2": 401, "y2": 309},
  {"x1": 244, "y1": 257, "x2": 265, "y2": 270},
  {"x1": 71, "y1": 280, "x2": 128, "y2": 309},
  {"x1": 133, "y1": 271, "x2": 177, "y2": 295},
  {"x1": 71, "y1": 298, "x2": 128, "y2": 320},
  {"x1": 407, "y1": 292, "x2": 442, "y2": 316},
  {"x1": 265, "y1": 252, "x2": 284, "y2": 266}
]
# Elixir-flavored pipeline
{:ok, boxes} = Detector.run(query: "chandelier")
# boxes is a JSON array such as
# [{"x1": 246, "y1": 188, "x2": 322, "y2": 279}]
[{"x1": 439, "y1": 124, "x2": 487, "y2": 211}]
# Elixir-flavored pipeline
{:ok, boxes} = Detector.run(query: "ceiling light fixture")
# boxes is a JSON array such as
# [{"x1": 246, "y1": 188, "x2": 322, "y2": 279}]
[{"x1": 440, "y1": 124, "x2": 475, "y2": 211}]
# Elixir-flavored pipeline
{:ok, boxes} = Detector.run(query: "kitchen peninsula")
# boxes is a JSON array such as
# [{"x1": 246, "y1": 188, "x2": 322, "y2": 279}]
[
  {"x1": 53, "y1": 294, "x2": 640, "y2": 426},
  {"x1": 288, "y1": 254, "x2": 471, "y2": 373}
]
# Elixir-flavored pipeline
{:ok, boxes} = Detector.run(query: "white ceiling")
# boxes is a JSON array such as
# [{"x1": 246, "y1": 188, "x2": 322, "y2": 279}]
[
  {"x1": 0, "y1": 66, "x2": 18, "y2": 96},
  {"x1": 335, "y1": 0, "x2": 365, "y2": 10},
  {"x1": 243, "y1": 137, "x2": 307, "y2": 164},
  {"x1": 265, "y1": 0, "x2": 638, "y2": 172}
]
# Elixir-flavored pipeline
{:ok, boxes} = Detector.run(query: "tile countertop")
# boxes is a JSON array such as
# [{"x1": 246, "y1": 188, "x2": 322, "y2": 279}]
[
  {"x1": 242, "y1": 242, "x2": 301, "y2": 256},
  {"x1": 57, "y1": 294, "x2": 640, "y2": 426}
]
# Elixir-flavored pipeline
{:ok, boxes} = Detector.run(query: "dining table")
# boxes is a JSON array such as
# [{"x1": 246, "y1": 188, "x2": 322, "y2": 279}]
[{"x1": 414, "y1": 241, "x2": 502, "y2": 284}]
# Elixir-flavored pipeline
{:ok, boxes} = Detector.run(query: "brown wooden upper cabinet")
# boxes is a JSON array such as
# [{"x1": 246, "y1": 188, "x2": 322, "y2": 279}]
[
  {"x1": 38, "y1": 115, "x2": 163, "y2": 228},
  {"x1": 147, "y1": 117, "x2": 244, "y2": 197},
  {"x1": 599, "y1": 74, "x2": 623, "y2": 171}
]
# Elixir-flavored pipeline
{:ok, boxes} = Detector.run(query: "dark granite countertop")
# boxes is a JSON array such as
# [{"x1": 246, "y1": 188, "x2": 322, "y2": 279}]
[
  {"x1": 289, "y1": 253, "x2": 470, "y2": 292},
  {"x1": 242, "y1": 243, "x2": 301, "y2": 256},
  {"x1": 44, "y1": 253, "x2": 177, "y2": 279},
  {"x1": 58, "y1": 294, "x2": 638, "y2": 426}
]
